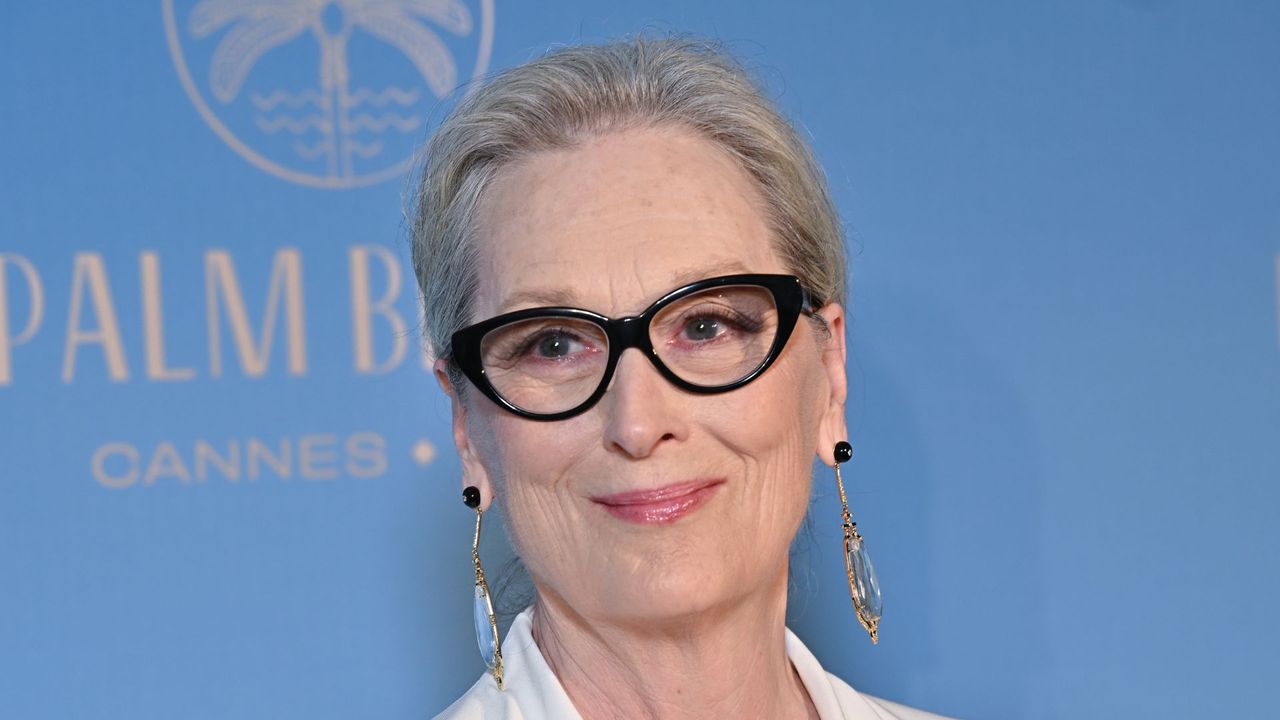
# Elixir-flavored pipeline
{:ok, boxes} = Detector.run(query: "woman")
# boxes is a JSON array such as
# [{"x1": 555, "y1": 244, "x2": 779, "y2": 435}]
[{"x1": 413, "y1": 36, "x2": 953, "y2": 720}]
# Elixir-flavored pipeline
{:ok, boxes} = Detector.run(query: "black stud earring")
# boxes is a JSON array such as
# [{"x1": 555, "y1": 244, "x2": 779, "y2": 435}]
[
  {"x1": 462, "y1": 485, "x2": 481, "y2": 509},
  {"x1": 831, "y1": 441, "x2": 882, "y2": 643}
]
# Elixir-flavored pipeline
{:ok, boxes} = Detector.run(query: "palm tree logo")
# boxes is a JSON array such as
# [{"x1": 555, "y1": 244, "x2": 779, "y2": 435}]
[{"x1": 163, "y1": 0, "x2": 495, "y2": 189}]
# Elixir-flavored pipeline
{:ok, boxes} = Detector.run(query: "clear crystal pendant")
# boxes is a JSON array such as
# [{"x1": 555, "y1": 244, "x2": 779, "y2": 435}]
[
  {"x1": 844, "y1": 531, "x2": 882, "y2": 643},
  {"x1": 473, "y1": 582, "x2": 499, "y2": 670}
]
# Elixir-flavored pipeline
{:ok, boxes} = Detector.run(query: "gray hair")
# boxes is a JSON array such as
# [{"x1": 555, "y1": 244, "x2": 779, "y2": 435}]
[{"x1": 410, "y1": 35, "x2": 847, "y2": 389}]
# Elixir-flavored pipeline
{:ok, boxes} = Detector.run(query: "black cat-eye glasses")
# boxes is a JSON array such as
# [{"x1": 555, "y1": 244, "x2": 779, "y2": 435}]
[{"x1": 449, "y1": 273, "x2": 820, "y2": 421}]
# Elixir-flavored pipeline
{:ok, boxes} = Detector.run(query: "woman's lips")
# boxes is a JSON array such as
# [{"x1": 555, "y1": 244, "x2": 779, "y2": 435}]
[{"x1": 590, "y1": 479, "x2": 725, "y2": 524}]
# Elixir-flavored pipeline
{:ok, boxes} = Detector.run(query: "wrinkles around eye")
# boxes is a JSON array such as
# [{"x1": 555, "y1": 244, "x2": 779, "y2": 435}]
[
  {"x1": 496, "y1": 328, "x2": 601, "y2": 366},
  {"x1": 663, "y1": 308, "x2": 766, "y2": 346}
]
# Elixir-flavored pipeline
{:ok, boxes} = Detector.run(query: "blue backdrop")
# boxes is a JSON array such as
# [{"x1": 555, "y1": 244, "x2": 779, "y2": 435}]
[{"x1": 2, "y1": 2, "x2": 1277, "y2": 718}]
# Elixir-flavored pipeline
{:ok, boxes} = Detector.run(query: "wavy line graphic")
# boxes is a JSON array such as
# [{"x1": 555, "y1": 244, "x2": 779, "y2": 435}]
[
  {"x1": 344, "y1": 87, "x2": 421, "y2": 108},
  {"x1": 251, "y1": 89, "x2": 325, "y2": 111},
  {"x1": 255, "y1": 114, "x2": 330, "y2": 134},
  {"x1": 293, "y1": 139, "x2": 335, "y2": 159},
  {"x1": 346, "y1": 140, "x2": 385, "y2": 159},
  {"x1": 346, "y1": 113, "x2": 421, "y2": 133}
]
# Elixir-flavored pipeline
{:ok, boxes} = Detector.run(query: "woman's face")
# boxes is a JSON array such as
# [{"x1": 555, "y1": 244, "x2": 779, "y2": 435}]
[{"x1": 442, "y1": 125, "x2": 848, "y2": 626}]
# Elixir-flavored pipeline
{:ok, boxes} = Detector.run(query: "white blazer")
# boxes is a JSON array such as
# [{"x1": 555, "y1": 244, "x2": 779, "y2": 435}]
[{"x1": 434, "y1": 607, "x2": 954, "y2": 720}]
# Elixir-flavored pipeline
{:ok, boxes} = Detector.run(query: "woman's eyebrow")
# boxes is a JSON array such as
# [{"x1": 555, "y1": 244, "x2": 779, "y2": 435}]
[
  {"x1": 496, "y1": 259, "x2": 754, "y2": 314},
  {"x1": 666, "y1": 260, "x2": 751, "y2": 287},
  {"x1": 497, "y1": 287, "x2": 579, "y2": 313}
]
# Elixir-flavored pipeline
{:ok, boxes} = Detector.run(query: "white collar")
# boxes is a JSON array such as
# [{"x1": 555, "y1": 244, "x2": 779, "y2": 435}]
[{"x1": 434, "y1": 606, "x2": 920, "y2": 720}]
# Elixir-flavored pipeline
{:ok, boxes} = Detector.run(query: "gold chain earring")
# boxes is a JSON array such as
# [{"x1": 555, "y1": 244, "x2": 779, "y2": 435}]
[
  {"x1": 463, "y1": 486, "x2": 505, "y2": 689},
  {"x1": 833, "y1": 441, "x2": 883, "y2": 644}
]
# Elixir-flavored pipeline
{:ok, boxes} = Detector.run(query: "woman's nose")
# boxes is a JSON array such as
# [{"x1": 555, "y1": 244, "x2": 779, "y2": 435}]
[{"x1": 599, "y1": 348, "x2": 689, "y2": 458}]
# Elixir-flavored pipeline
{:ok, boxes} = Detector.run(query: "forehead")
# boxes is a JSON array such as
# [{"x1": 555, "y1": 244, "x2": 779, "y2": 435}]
[{"x1": 471, "y1": 125, "x2": 783, "y2": 318}]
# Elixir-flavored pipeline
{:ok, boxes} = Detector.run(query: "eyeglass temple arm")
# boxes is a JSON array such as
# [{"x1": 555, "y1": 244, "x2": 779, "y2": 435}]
[{"x1": 801, "y1": 288, "x2": 823, "y2": 315}]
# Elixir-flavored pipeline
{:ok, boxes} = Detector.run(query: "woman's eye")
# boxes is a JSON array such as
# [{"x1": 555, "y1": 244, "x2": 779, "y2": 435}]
[
  {"x1": 682, "y1": 317, "x2": 725, "y2": 341},
  {"x1": 532, "y1": 332, "x2": 582, "y2": 358}
]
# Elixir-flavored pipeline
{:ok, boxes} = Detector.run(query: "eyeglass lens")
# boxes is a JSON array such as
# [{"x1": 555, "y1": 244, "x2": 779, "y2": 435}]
[{"x1": 477, "y1": 284, "x2": 781, "y2": 415}]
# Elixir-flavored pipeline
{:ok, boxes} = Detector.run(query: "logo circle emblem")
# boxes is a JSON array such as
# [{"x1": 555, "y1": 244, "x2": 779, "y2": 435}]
[{"x1": 163, "y1": 0, "x2": 494, "y2": 189}]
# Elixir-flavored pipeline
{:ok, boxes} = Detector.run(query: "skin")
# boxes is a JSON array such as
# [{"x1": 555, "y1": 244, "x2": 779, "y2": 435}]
[{"x1": 435, "y1": 125, "x2": 849, "y2": 720}]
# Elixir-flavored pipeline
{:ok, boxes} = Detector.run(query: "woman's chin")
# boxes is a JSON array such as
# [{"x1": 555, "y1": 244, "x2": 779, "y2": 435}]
[{"x1": 578, "y1": 566, "x2": 748, "y2": 630}]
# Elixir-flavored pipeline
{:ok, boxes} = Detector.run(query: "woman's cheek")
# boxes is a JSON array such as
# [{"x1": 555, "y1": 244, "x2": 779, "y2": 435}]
[
  {"x1": 720, "y1": 362, "x2": 823, "y2": 538},
  {"x1": 503, "y1": 480, "x2": 566, "y2": 568},
  {"x1": 490, "y1": 419, "x2": 594, "y2": 576}
]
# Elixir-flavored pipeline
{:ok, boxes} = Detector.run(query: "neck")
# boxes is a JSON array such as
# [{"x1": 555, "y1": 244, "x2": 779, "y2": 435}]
[{"x1": 529, "y1": 571, "x2": 819, "y2": 720}]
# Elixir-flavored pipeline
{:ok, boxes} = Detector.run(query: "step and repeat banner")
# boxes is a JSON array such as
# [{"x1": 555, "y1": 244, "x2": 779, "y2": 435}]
[{"x1": 2, "y1": 2, "x2": 1277, "y2": 719}]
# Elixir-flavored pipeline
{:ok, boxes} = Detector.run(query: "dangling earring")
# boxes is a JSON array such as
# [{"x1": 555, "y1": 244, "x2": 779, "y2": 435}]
[
  {"x1": 833, "y1": 441, "x2": 883, "y2": 644},
  {"x1": 463, "y1": 486, "x2": 505, "y2": 689}
]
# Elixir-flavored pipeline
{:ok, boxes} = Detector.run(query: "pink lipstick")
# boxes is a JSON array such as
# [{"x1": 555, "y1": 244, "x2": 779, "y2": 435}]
[{"x1": 590, "y1": 479, "x2": 725, "y2": 524}]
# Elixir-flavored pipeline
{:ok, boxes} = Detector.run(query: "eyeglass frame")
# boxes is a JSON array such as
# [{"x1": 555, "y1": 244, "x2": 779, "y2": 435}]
[{"x1": 448, "y1": 273, "x2": 822, "y2": 421}]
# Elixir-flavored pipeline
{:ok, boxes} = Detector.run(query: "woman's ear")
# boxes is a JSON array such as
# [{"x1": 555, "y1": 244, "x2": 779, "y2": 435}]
[
  {"x1": 434, "y1": 358, "x2": 496, "y2": 511},
  {"x1": 813, "y1": 303, "x2": 849, "y2": 466}
]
